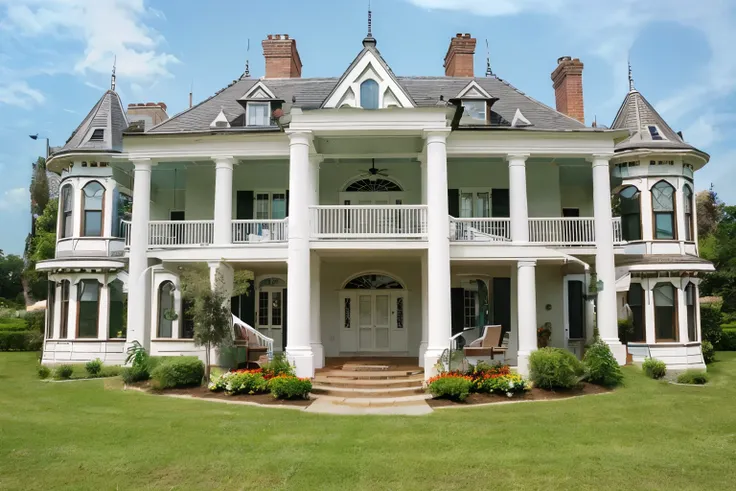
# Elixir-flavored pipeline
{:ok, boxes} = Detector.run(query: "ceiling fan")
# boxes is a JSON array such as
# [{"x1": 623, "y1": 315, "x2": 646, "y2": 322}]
[{"x1": 361, "y1": 159, "x2": 389, "y2": 179}]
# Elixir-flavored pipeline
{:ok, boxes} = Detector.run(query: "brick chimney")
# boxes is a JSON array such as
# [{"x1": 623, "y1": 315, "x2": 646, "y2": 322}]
[
  {"x1": 126, "y1": 102, "x2": 168, "y2": 130},
  {"x1": 262, "y1": 34, "x2": 302, "y2": 79},
  {"x1": 551, "y1": 56, "x2": 585, "y2": 124},
  {"x1": 444, "y1": 33, "x2": 476, "y2": 77}
]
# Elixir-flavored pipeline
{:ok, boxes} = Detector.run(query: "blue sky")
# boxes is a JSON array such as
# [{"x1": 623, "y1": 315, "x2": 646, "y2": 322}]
[{"x1": 0, "y1": 0, "x2": 734, "y2": 254}]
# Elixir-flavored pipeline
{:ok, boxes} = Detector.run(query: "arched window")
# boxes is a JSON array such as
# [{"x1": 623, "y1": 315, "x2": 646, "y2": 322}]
[
  {"x1": 619, "y1": 186, "x2": 641, "y2": 241},
  {"x1": 60, "y1": 185, "x2": 73, "y2": 239},
  {"x1": 157, "y1": 281, "x2": 175, "y2": 338},
  {"x1": 360, "y1": 80, "x2": 379, "y2": 110},
  {"x1": 344, "y1": 274, "x2": 403, "y2": 289},
  {"x1": 653, "y1": 283, "x2": 677, "y2": 341},
  {"x1": 652, "y1": 181, "x2": 676, "y2": 240},
  {"x1": 109, "y1": 279, "x2": 126, "y2": 339},
  {"x1": 259, "y1": 277, "x2": 286, "y2": 289},
  {"x1": 77, "y1": 279, "x2": 100, "y2": 338},
  {"x1": 627, "y1": 283, "x2": 645, "y2": 342},
  {"x1": 60, "y1": 280, "x2": 70, "y2": 338},
  {"x1": 683, "y1": 185, "x2": 694, "y2": 241},
  {"x1": 345, "y1": 178, "x2": 402, "y2": 192},
  {"x1": 685, "y1": 282, "x2": 697, "y2": 342},
  {"x1": 82, "y1": 181, "x2": 105, "y2": 237}
]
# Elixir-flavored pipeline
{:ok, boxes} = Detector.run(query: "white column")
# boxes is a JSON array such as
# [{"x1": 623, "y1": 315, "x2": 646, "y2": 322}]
[
  {"x1": 67, "y1": 281, "x2": 79, "y2": 340},
  {"x1": 585, "y1": 297, "x2": 596, "y2": 345},
  {"x1": 310, "y1": 155, "x2": 321, "y2": 206},
  {"x1": 310, "y1": 251, "x2": 324, "y2": 369},
  {"x1": 126, "y1": 159, "x2": 154, "y2": 351},
  {"x1": 508, "y1": 264, "x2": 519, "y2": 366},
  {"x1": 285, "y1": 131, "x2": 314, "y2": 378},
  {"x1": 507, "y1": 154, "x2": 530, "y2": 242},
  {"x1": 52, "y1": 282, "x2": 62, "y2": 339},
  {"x1": 98, "y1": 279, "x2": 110, "y2": 340},
  {"x1": 677, "y1": 279, "x2": 689, "y2": 343},
  {"x1": 640, "y1": 180, "x2": 654, "y2": 243},
  {"x1": 423, "y1": 130, "x2": 452, "y2": 377},
  {"x1": 419, "y1": 156, "x2": 428, "y2": 205},
  {"x1": 591, "y1": 154, "x2": 626, "y2": 363},
  {"x1": 675, "y1": 183, "x2": 687, "y2": 254},
  {"x1": 418, "y1": 251, "x2": 429, "y2": 366},
  {"x1": 517, "y1": 261, "x2": 537, "y2": 377},
  {"x1": 213, "y1": 156, "x2": 235, "y2": 245},
  {"x1": 644, "y1": 279, "x2": 656, "y2": 344}
]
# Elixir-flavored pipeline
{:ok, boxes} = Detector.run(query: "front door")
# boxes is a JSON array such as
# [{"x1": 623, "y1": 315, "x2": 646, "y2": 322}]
[
  {"x1": 357, "y1": 292, "x2": 392, "y2": 352},
  {"x1": 257, "y1": 288, "x2": 284, "y2": 352}
]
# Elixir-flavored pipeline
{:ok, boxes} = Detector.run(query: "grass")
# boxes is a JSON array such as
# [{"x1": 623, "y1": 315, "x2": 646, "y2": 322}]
[{"x1": 1, "y1": 354, "x2": 736, "y2": 490}]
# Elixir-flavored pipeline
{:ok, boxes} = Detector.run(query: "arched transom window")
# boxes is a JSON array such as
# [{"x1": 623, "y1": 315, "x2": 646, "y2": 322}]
[
  {"x1": 651, "y1": 181, "x2": 676, "y2": 240},
  {"x1": 158, "y1": 281, "x2": 175, "y2": 338},
  {"x1": 345, "y1": 178, "x2": 402, "y2": 192},
  {"x1": 344, "y1": 274, "x2": 403, "y2": 290},
  {"x1": 82, "y1": 181, "x2": 105, "y2": 237}
]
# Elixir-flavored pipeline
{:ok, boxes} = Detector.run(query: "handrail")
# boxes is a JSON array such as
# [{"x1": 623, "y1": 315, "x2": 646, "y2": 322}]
[
  {"x1": 310, "y1": 204, "x2": 428, "y2": 239},
  {"x1": 231, "y1": 314, "x2": 274, "y2": 360}
]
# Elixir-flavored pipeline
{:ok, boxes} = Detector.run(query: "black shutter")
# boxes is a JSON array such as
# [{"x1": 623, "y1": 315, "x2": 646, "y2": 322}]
[
  {"x1": 491, "y1": 189, "x2": 510, "y2": 218},
  {"x1": 230, "y1": 295, "x2": 240, "y2": 319},
  {"x1": 492, "y1": 278, "x2": 512, "y2": 339},
  {"x1": 568, "y1": 281, "x2": 584, "y2": 339},
  {"x1": 282, "y1": 288, "x2": 288, "y2": 349},
  {"x1": 243, "y1": 281, "x2": 255, "y2": 327},
  {"x1": 286, "y1": 190, "x2": 290, "y2": 218},
  {"x1": 236, "y1": 191, "x2": 254, "y2": 220},
  {"x1": 448, "y1": 189, "x2": 460, "y2": 217},
  {"x1": 451, "y1": 288, "x2": 465, "y2": 335}
]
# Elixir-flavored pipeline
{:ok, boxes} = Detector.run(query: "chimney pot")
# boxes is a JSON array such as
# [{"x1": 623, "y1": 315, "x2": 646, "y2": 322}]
[
  {"x1": 445, "y1": 33, "x2": 477, "y2": 77},
  {"x1": 262, "y1": 35, "x2": 303, "y2": 78},
  {"x1": 551, "y1": 56, "x2": 585, "y2": 124},
  {"x1": 267, "y1": 34, "x2": 273, "y2": 40}
]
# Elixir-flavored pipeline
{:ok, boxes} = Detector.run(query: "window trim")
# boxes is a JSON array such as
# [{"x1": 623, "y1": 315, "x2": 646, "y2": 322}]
[
  {"x1": 157, "y1": 281, "x2": 176, "y2": 338},
  {"x1": 683, "y1": 184, "x2": 694, "y2": 242},
  {"x1": 651, "y1": 180, "x2": 676, "y2": 240},
  {"x1": 685, "y1": 282, "x2": 697, "y2": 342},
  {"x1": 627, "y1": 282, "x2": 646, "y2": 343},
  {"x1": 458, "y1": 188, "x2": 492, "y2": 218},
  {"x1": 253, "y1": 190, "x2": 287, "y2": 220},
  {"x1": 246, "y1": 101, "x2": 271, "y2": 127},
  {"x1": 47, "y1": 282, "x2": 56, "y2": 339},
  {"x1": 462, "y1": 99, "x2": 487, "y2": 122},
  {"x1": 60, "y1": 280, "x2": 70, "y2": 338},
  {"x1": 59, "y1": 184, "x2": 74, "y2": 239},
  {"x1": 81, "y1": 180, "x2": 106, "y2": 237},
  {"x1": 359, "y1": 79, "x2": 379, "y2": 109},
  {"x1": 76, "y1": 279, "x2": 101, "y2": 339},
  {"x1": 619, "y1": 185, "x2": 642, "y2": 241},
  {"x1": 653, "y1": 282, "x2": 678, "y2": 342}
]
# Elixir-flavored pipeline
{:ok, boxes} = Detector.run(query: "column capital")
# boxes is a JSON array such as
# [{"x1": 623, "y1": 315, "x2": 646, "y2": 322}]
[
  {"x1": 423, "y1": 129, "x2": 451, "y2": 143},
  {"x1": 506, "y1": 153, "x2": 530, "y2": 164},
  {"x1": 212, "y1": 156, "x2": 236, "y2": 169},
  {"x1": 130, "y1": 158, "x2": 155, "y2": 170},
  {"x1": 309, "y1": 154, "x2": 324, "y2": 165},
  {"x1": 518, "y1": 260, "x2": 537, "y2": 268},
  {"x1": 588, "y1": 153, "x2": 614, "y2": 165},
  {"x1": 286, "y1": 130, "x2": 314, "y2": 145}
]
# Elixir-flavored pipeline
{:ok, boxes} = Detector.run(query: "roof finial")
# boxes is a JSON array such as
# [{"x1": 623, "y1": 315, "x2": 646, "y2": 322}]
[
  {"x1": 628, "y1": 56, "x2": 635, "y2": 92},
  {"x1": 245, "y1": 38, "x2": 251, "y2": 78},
  {"x1": 485, "y1": 39, "x2": 493, "y2": 77},
  {"x1": 363, "y1": 0, "x2": 376, "y2": 47},
  {"x1": 111, "y1": 55, "x2": 117, "y2": 91}
]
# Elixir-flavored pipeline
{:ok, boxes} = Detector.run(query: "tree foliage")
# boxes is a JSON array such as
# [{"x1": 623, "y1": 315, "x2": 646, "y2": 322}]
[
  {"x1": 698, "y1": 186, "x2": 736, "y2": 314},
  {"x1": 0, "y1": 251, "x2": 25, "y2": 304},
  {"x1": 30, "y1": 157, "x2": 49, "y2": 216}
]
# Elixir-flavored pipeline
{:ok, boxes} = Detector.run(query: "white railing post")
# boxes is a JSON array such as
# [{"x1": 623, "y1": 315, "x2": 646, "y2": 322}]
[{"x1": 308, "y1": 205, "x2": 428, "y2": 239}]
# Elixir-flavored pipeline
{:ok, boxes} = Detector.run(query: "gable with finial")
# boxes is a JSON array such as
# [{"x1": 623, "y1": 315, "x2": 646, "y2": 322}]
[
  {"x1": 240, "y1": 81, "x2": 277, "y2": 101},
  {"x1": 455, "y1": 80, "x2": 492, "y2": 100}
]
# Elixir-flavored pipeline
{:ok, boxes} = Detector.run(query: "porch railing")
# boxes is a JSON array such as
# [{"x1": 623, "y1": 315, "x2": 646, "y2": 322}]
[
  {"x1": 149, "y1": 220, "x2": 214, "y2": 247},
  {"x1": 232, "y1": 219, "x2": 288, "y2": 243},
  {"x1": 529, "y1": 217, "x2": 624, "y2": 245},
  {"x1": 232, "y1": 314, "x2": 274, "y2": 360},
  {"x1": 450, "y1": 218, "x2": 511, "y2": 242},
  {"x1": 120, "y1": 220, "x2": 132, "y2": 247},
  {"x1": 310, "y1": 205, "x2": 428, "y2": 239}
]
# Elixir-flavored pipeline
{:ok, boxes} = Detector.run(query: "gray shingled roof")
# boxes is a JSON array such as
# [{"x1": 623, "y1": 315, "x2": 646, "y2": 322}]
[
  {"x1": 611, "y1": 89, "x2": 700, "y2": 153},
  {"x1": 54, "y1": 90, "x2": 128, "y2": 156},
  {"x1": 146, "y1": 71, "x2": 588, "y2": 134}
]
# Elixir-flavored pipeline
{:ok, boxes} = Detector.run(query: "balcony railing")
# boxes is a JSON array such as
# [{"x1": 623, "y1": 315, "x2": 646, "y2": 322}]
[
  {"x1": 149, "y1": 220, "x2": 214, "y2": 247},
  {"x1": 310, "y1": 205, "x2": 428, "y2": 239},
  {"x1": 232, "y1": 219, "x2": 288, "y2": 243},
  {"x1": 120, "y1": 220, "x2": 132, "y2": 247},
  {"x1": 450, "y1": 218, "x2": 511, "y2": 242}
]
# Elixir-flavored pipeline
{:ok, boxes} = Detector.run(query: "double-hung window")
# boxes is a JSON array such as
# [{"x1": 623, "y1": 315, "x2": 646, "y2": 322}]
[
  {"x1": 247, "y1": 102, "x2": 271, "y2": 126},
  {"x1": 459, "y1": 190, "x2": 490, "y2": 218},
  {"x1": 255, "y1": 192, "x2": 287, "y2": 220}
]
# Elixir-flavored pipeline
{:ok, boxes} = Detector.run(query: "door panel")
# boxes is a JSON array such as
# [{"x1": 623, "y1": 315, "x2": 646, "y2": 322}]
[
  {"x1": 374, "y1": 294, "x2": 391, "y2": 351},
  {"x1": 358, "y1": 295, "x2": 373, "y2": 351},
  {"x1": 256, "y1": 289, "x2": 284, "y2": 352}
]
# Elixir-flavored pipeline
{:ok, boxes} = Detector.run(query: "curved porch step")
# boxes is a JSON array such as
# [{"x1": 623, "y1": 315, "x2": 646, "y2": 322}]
[
  {"x1": 311, "y1": 384, "x2": 424, "y2": 398},
  {"x1": 314, "y1": 375, "x2": 425, "y2": 388},
  {"x1": 315, "y1": 369, "x2": 423, "y2": 380},
  {"x1": 312, "y1": 393, "x2": 431, "y2": 408}
]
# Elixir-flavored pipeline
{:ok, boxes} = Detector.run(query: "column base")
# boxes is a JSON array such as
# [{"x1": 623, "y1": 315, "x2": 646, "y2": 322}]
[
  {"x1": 516, "y1": 350, "x2": 534, "y2": 378},
  {"x1": 310, "y1": 343, "x2": 324, "y2": 370},
  {"x1": 418, "y1": 342, "x2": 428, "y2": 368},
  {"x1": 286, "y1": 347, "x2": 315, "y2": 378},
  {"x1": 422, "y1": 347, "x2": 445, "y2": 380},
  {"x1": 602, "y1": 338, "x2": 627, "y2": 365}
]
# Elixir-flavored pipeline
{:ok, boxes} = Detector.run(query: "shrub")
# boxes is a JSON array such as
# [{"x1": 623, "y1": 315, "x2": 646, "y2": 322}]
[
  {"x1": 700, "y1": 304, "x2": 723, "y2": 346},
  {"x1": 267, "y1": 374, "x2": 312, "y2": 399},
  {"x1": 150, "y1": 357, "x2": 204, "y2": 389},
  {"x1": 529, "y1": 347, "x2": 584, "y2": 390},
  {"x1": 85, "y1": 358, "x2": 103, "y2": 376},
  {"x1": 54, "y1": 364, "x2": 74, "y2": 380},
  {"x1": 209, "y1": 369, "x2": 268, "y2": 395},
  {"x1": 618, "y1": 318, "x2": 634, "y2": 345},
  {"x1": 717, "y1": 329, "x2": 736, "y2": 351},
  {"x1": 0, "y1": 330, "x2": 42, "y2": 351},
  {"x1": 121, "y1": 365, "x2": 150, "y2": 384},
  {"x1": 642, "y1": 358, "x2": 667, "y2": 379},
  {"x1": 427, "y1": 373, "x2": 473, "y2": 401},
  {"x1": 37, "y1": 365, "x2": 51, "y2": 379},
  {"x1": 24, "y1": 311, "x2": 45, "y2": 333},
  {"x1": 583, "y1": 340, "x2": 624, "y2": 387},
  {"x1": 260, "y1": 353, "x2": 294, "y2": 379},
  {"x1": 100, "y1": 365, "x2": 122, "y2": 377},
  {"x1": 702, "y1": 341, "x2": 716, "y2": 365},
  {"x1": 676, "y1": 370, "x2": 709, "y2": 385},
  {"x1": 0, "y1": 317, "x2": 30, "y2": 331}
]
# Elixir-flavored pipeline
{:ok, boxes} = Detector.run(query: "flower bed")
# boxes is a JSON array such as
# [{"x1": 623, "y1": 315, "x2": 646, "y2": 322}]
[
  {"x1": 427, "y1": 362, "x2": 532, "y2": 403},
  {"x1": 208, "y1": 365, "x2": 312, "y2": 401}
]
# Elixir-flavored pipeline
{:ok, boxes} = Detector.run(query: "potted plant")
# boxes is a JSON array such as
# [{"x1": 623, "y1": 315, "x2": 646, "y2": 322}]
[{"x1": 537, "y1": 322, "x2": 552, "y2": 348}]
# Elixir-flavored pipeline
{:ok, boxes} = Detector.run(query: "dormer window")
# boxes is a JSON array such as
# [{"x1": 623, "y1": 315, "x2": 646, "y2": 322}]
[
  {"x1": 648, "y1": 125, "x2": 664, "y2": 140},
  {"x1": 90, "y1": 129, "x2": 104, "y2": 141},
  {"x1": 360, "y1": 80, "x2": 379, "y2": 109},
  {"x1": 463, "y1": 100, "x2": 487, "y2": 121},
  {"x1": 247, "y1": 102, "x2": 271, "y2": 126}
]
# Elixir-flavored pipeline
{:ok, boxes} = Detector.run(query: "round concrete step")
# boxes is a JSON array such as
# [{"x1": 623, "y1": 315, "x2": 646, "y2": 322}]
[
  {"x1": 315, "y1": 369, "x2": 423, "y2": 380},
  {"x1": 311, "y1": 384, "x2": 424, "y2": 398},
  {"x1": 314, "y1": 375, "x2": 425, "y2": 388},
  {"x1": 312, "y1": 393, "x2": 432, "y2": 408}
]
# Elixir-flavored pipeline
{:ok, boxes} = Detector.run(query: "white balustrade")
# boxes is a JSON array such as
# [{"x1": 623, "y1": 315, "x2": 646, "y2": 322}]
[
  {"x1": 232, "y1": 219, "x2": 288, "y2": 243},
  {"x1": 310, "y1": 205, "x2": 428, "y2": 239},
  {"x1": 529, "y1": 217, "x2": 596, "y2": 245},
  {"x1": 120, "y1": 220, "x2": 132, "y2": 247},
  {"x1": 612, "y1": 217, "x2": 623, "y2": 243},
  {"x1": 450, "y1": 218, "x2": 511, "y2": 242},
  {"x1": 148, "y1": 220, "x2": 214, "y2": 247}
]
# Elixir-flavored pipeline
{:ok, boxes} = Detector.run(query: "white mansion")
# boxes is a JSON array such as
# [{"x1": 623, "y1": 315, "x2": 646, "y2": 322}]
[{"x1": 38, "y1": 31, "x2": 713, "y2": 378}]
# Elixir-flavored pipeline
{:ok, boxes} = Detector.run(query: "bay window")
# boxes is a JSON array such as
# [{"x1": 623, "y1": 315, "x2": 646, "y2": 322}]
[
  {"x1": 627, "y1": 283, "x2": 645, "y2": 342},
  {"x1": 685, "y1": 283, "x2": 697, "y2": 342},
  {"x1": 77, "y1": 279, "x2": 100, "y2": 338},
  {"x1": 619, "y1": 186, "x2": 642, "y2": 241},
  {"x1": 60, "y1": 185, "x2": 73, "y2": 239},
  {"x1": 653, "y1": 283, "x2": 677, "y2": 341},
  {"x1": 652, "y1": 181, "x2": 676, "y2": 240},
  {"x1": 82, "y1": 181, "x2": 105, "y2": 237}
]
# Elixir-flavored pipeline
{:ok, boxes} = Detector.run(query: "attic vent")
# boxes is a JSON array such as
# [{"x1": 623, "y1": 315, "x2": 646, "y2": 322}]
[
  {"x1": 648, "y1": 125, "x2": 663, "y2": 140},
  {"x1": 90, "y1": 129, "x2": 105, "y2": 141}
]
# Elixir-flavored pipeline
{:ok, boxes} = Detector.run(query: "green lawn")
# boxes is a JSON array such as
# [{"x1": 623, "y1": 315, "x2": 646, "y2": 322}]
[{"x1": 1, "y1": 354, "x2": 735, "y2": 490}]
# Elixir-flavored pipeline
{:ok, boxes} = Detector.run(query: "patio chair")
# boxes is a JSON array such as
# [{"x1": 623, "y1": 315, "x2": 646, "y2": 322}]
[
  {"x1": 233, "y1": 324, "x2": 269, "y2": 368},
  {"x1": 463, "y1": 325, "x2": 507, "y2": 360}
]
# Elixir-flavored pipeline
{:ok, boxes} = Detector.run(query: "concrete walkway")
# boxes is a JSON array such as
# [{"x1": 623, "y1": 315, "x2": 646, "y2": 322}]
[{"x1": 306, "y1": 395, "x2": 433, "y2": 415}]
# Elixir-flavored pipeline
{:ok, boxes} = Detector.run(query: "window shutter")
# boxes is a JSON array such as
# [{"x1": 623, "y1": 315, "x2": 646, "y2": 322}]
[
  {"x1": 451, "y1": 288, "x2": 465, "y2": 335},
  {"x1": 448, "y1": 189, "x2": 460, "y2": 217},
  {"x1": 236, "y1": 191, "x2": 254, "y2": 220},
  {"x1": 285, "y1": 190, "x2": 290, "y2": 218},
  {"x1": 491, "y1": 189, "x2": 510, "y2": 217}
]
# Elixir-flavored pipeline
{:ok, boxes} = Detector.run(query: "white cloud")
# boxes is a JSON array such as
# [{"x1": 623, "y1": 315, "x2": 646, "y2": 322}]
[
  {"x1": 0, "y1": 187, "x2": 28, "y2": 211},
  {"x1": 0, "y1": 81, "x2": 45, "y2": 107},
  {"x1": 0, "y1": 0, "x2": 179, "y2": 105}
]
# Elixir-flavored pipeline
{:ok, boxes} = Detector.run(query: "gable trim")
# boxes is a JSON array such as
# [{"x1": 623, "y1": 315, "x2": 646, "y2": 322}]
[
  {"x1": 456, "y1": 80, "x2": 491, "y2": 100},
  {"x1": 240, "y1": 81, "x2": 276, "y2": 100}
]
